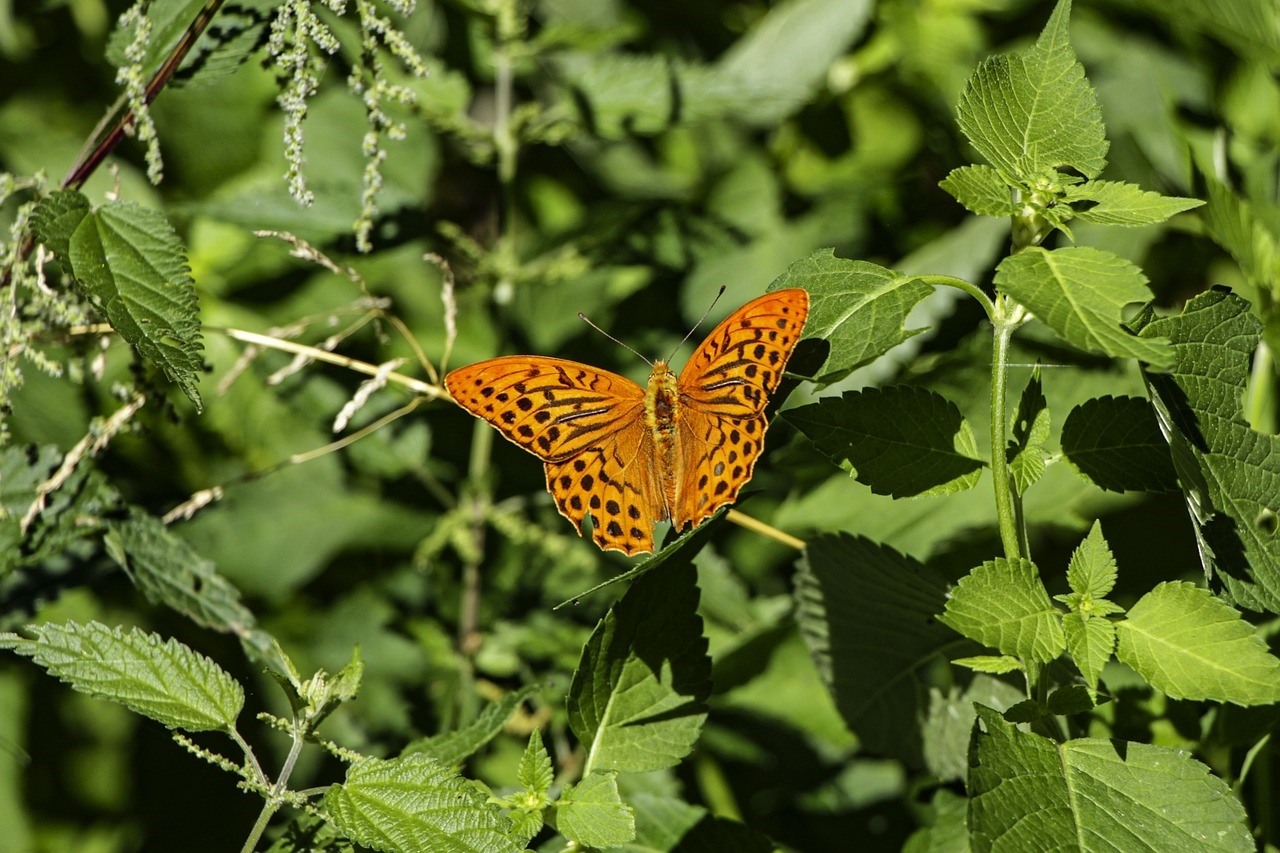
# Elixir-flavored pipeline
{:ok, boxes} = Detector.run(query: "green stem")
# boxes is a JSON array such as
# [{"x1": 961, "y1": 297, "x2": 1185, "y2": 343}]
[
  {"x1": 990, "y1": 299, "x2": 1021, "y2": 560},
  {"x1": 914, "y1": 274, "x2": 998, "y2": 321}
]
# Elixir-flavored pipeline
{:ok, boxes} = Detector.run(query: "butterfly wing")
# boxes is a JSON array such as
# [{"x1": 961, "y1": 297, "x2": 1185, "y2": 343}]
[
  {"x1": 673, "y1": 289, "x2": 810, "y2": 527},
  {"x1": 445, "y1": 356, "x2": 666, "y2": 555},
  {"x1": 544, "y1": 426, "x2": 667, "y2": 555},
  {"x1": 445, "y1": 356, "x2": 646, "y2": 462}
]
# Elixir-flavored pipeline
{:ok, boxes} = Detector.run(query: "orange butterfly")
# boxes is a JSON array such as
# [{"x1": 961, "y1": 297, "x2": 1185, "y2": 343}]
[{"x1": 445, "y1": 289, "x2": 810, "y2": 555}]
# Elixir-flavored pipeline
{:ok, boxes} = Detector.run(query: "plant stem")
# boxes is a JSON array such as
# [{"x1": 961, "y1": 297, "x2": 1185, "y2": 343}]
[{"x1": 989, "y1": 298, "x2": 1022, "y2": 560}]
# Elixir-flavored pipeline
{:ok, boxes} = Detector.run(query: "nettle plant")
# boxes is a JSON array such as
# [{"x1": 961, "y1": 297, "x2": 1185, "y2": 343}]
[{"x1": 4, "y1": 0, "x2": 1279, "y2": 850}]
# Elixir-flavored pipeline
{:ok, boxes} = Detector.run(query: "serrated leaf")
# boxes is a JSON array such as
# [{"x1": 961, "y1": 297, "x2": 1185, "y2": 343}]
[
  {"x1": 794, "y1": 534, "x2": 956, "y2": 766},
  {"x1": 969, "y1": 705, "x2": 1253, "y2": 850},
  {"x1": 403, "y1": 685, "x2": 538, "y2": 767},
  {"x1": 1136, "y1": 289, "x2": 1280, "y2": 613},
  {"x1": 923, "y1": 676, "x2": 1026, "y2": 783},
  {"x1": 0, "y1": 621, "x2": 242, "y2": 732},
  {"x1": 567, "y1": 560, "x2": 710, "y2": 773},
  {"x1": 30, "y1": 189, "x2": 91, "y2": 260},
  {"x1": 67, "y1": 200, "x2": 203, "y2": 409},
  {"x1": 1065, "y1": 180, "x2": 1203, "y2": 226},
  {"x1": 1007, "y1": 371, "x2": 1050, "y2": 496},
  {"x1": 1063, "y1": 612, "x2": 1115, "y2": 690},
  {"x1": 557, "y1": 772, "x2": 636, "y2": 848},
  {"x1": 785, "y1": 385, "x2": 985, "y2": 497},
  {"x1": 518, "y1": 729, "x2": 553, "y2": 797},
  {"x1": 941, "y1": 558, "x2": 1065, "y2": 663},
  {"x1": 953, "y1": 655, "x2": 1023, "y2": 674},
  {"x1": 1115, "y1": 582, "x2": 1280, "y2": 705},
  {"x1": 105, "y1": 512, "x2": 265, "y2": 642},
  {"x1": 325, "y1": 754, "x2": 521, "y2": 853},
  {"x1": 1002, "y1": 699, "x2": 1047, "y2": 723},
  {"x1": 1046, "y1": 684, "x2": 1095, "y2": 716},
  {"x1": 1065, "y1": 521, "x2": 1118, "y2": 601},
  {"x1": 955, "y1": 0, "x2": 1107, "y2": 182},
  {"x1": 939, "y1": 165, "x2": 1014, "y2": 217},
  {"x1": 1061, "y1": 395, "x2": 1179, "y2": 492},
  {"x1": 994, "y1": 246, "x2": 1174, "y2": 368},
  {"x1": 771, "y1": 249, "x2": 933, "y2": 383}
]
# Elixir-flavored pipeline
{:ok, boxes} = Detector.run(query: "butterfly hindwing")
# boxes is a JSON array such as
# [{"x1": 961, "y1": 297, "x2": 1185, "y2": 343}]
[
  {"x1": 674, "y1": 411, "x2": 768, "y2": 530},
  {"x1": 544, "y1": 425, "x2": 667, "y2": 556},
  {"x1": 445, "y1": 356, "x2": 645, "y2": 462}
]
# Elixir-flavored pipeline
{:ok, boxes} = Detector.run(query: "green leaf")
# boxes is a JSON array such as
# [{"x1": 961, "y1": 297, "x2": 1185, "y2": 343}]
[
  {"x1": 629, "y1": 792, "x2": 774, "y2": 852},
  {"x1": 941, "y1": 558, "x2": 1065, "y2": 663},
  {"x1": 785, "y1": 385, "x2": 985, "y2": 498},
  {"x1": 1062, "y1": 613, "x2": 1115, "y2": 691},
  {"x1": 324, "y1": 754, "x2": 522, "y2": 853},
  {"x1": 1115, "y1": 582, "x2": 1280, "y2": 705},
  {"x1": 955, "y1": 0, "x2": 1108, "y2": 182},
  {"x1": 0, "y1": 621, "x2": 243, "y2": 732},
  {"x1": 518, "y1": 728, "x2": 553, "y2": 798},
  {"x1": 1007, "y1": 371, "x2": 1050, "y2": 496},
  {"x1": 1129, "y1": 0, "x2": 1280, "y2": 67},
  {"x1": 30, "y1": 189, "x2": 91, "y2": 260},
  {"x1": 994, "y1": 246, "x2": 1174, "y2": 368},
  {"x1": 556, "y1": 772, "x2": 636, "y2": 848},
  {"x1": 1064, "y1": 521, "x2": 1119, "y2": 602},
  {"x1": 953, "y1": 656, "x2": 1023, "y2": 674},
  {"x1": 0, "y1": 444, "x2": 120, "y2": 575},
  {"x1": 1064, "y1": 180, "x2": 1204, "y2": 226},
  {"x1": 104, "y1": 513, "x2": 272, "y2": 653},
  {"x1": 402, "y1": 685, "x2": 538, "y2": 766},
  {"x1": 969, "y1": 706, "x2": 1254, "y2": 850},
  {"x1": 1061, "y1": 395, "x2": 1179, "y2": 492},
  {"x1": 1136, "y1": 289, "x2": 1280, "y2": 613},
  {"x1": 66, "y1": 199, "x2": 204, "y2": 409},
  {"x1": 507, "y1": 730, "x2": 552, "y2": 846},
  {"x1": 938, "y1": 165, "x2": 1014, "y2": 217},
  {"x1": 555, "y1": 52, "x2": 677, "y2": 139},
  {"x1": 711, "y1": 0, "x2": 874, "y2": 127},
  {"x1": 794, "y1": 534, "x2": 956, "y2": 766},
  {"x1": 567, "y1": 560, "x2": 710, "y2": 773},
  {"x1": 1046, "y1": 684, "x2": 1095, "y2": 716},
  {"x1": 771, "y1": 249, "x2": 933, "y2": 383},
  {"x1": 107, "y1": 0, "x2": 275, "y2": 86}
]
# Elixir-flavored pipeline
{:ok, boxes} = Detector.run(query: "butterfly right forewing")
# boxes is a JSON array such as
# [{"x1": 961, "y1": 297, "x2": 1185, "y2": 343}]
[{"x1": 445, "y1": 356, "x2": 646, "y2": 462}]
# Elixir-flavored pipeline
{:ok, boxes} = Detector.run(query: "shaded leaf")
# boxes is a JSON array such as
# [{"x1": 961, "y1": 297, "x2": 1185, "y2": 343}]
[
  {"x1": 785, "y1": 385, "x2": 985, "y2": 497},
  {"x1": 567, "y1": 560, "x2": 710, "y2": 772}
]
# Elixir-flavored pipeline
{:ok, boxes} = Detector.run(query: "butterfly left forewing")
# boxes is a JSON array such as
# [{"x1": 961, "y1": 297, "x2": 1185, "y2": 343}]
[
  {"x1": 677, "y1": 288, "x2": 810, "y2": 418},
  {"x1": 445, "y1": 356, "x2": 645, "y2": 461},
  {"x1": 672, "y1": 288, "x2": 809, "y2": 531}
]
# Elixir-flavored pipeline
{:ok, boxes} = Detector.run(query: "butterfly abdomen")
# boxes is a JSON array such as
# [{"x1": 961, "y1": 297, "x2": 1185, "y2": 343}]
[{"x1": 645, "y1": 361, "x2": 682, "y2": 526}]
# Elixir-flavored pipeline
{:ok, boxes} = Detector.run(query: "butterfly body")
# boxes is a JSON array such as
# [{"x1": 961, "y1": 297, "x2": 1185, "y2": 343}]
[{"x1": 446, "y1": 289, "x2": 809, "y2": 555}]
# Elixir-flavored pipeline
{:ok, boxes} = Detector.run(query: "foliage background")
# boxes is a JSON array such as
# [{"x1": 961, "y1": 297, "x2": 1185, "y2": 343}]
[{"x1": 1, "y1": 0, "x2": 1276, "y2": 850}]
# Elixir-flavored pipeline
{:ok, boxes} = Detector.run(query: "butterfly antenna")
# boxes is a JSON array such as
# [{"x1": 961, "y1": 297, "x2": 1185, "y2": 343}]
[
  {"x1": 665, "y1": 285, "x2": 726, "y2": 362},
  {"x1": 578, "y1": 312, "x2": 653, "y2": 366}
]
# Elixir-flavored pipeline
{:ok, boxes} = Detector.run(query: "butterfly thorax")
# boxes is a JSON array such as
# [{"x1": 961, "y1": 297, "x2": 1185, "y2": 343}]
[{"x1": 644, "y1": 360, "x2": 681, "y2": 437}]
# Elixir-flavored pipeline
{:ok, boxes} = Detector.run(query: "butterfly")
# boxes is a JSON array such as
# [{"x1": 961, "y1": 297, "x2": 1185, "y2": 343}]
[{"x1": 444, "y1": 288, "x2": 810, "y2": 555}]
